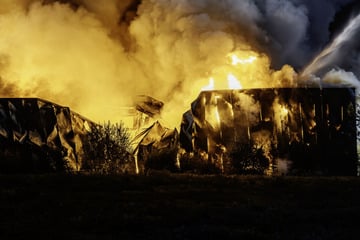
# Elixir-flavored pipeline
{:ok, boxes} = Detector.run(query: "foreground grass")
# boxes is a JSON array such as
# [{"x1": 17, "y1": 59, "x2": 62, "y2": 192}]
[{"x1": 1, "y1": 173, "x2": 360, "y2": 240}]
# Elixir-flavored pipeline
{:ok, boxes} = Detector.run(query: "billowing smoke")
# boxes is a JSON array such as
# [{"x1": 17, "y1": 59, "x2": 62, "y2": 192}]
[
  {"x1": 0, "y1": 1, "x2": 141, "y2": 123},
  {"x1": 0, "y1": 0, "x2": 359, "y2": 128}
]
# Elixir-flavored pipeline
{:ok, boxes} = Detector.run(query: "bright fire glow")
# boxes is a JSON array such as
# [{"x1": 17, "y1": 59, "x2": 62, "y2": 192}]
[
  {"x1": 230, "y1": 54, "x2": 257, "y2": 65},
  {"x1": 202, "y1": 77, "x2": 215, "y2": 91},
  {"x1": 281, "y1": 106, "x2": 289, "y2": 116},
  {"x1": 227, "y1": 73, "x2": 242, "y2": 89},
  {"x1": 200, "y1": 51, "x2": 263, "y2": 91},
  {"x1": 201, "y1": 74, "x2": 242, "y2": 91}
]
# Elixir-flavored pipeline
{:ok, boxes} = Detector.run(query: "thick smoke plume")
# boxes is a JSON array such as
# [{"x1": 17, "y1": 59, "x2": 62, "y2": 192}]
[{"x1": 0, "y1": 0, "x2": 358, "y2": 128}]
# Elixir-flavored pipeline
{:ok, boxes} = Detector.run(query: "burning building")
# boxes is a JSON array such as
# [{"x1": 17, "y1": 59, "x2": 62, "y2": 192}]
[
  {"x1": 180, "y1": 88, "x2": 358, "y2": 176},
  {"x1": 0, "y1": 1, "x2": 359, "y2": 176},
  {"x1": 0, "y1": 89, "x2": 358, "y2": 176}
]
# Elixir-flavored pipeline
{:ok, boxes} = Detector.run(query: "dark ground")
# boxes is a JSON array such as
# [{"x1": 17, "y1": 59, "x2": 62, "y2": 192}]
[{"x1": 0, "y1": 173, "x2": 360, "y2": 240}]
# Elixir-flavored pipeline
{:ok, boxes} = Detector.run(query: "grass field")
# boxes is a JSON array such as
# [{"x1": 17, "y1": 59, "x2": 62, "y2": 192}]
[{"x1": 1, "y1": 173, "x2": 360, "y2": 239}]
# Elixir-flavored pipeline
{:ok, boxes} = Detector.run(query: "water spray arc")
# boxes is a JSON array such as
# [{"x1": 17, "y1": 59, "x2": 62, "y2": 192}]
[{"x1": 301, "y1": 13, "x2": 360, "y2": 79}]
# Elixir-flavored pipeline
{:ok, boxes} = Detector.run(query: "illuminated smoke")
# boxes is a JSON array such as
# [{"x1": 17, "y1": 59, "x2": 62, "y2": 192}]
[
  {"x1": 0, "y1": 0, "x2": 358, "y2": 129},
  {"x1": 233, "y1": 92, "x2": 261, "y2": 125},
  {"x1": 323, "y1": 69, "x2": 360, "y2": 90},
  {"x1": 0, "y1": 1, "x2": 139, "y2": 123}
]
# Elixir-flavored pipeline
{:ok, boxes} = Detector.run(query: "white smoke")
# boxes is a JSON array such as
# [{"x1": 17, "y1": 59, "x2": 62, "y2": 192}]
[
  {"x1": 323, "y1": 69, "x2": 360, "y2": 90},
  {"x1": 233, "y1": 92, "x2": 261, "y2": 125},
  {"x1": 276, "y1": 158, "x2": 291, "y2": 175}
]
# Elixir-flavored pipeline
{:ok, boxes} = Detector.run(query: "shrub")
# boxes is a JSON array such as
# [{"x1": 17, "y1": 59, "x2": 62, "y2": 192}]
[
  {"x1": 179, "y1": 151, "x2": 221, "y2": 174},
  {"x1": 229, "y1": 142, "x2": 270, "y2": 175},
  {"x1": 145, "y1": 148, "x2": 179, "y2": 173},
  {"x1": 83, "y1": 121, "x2": 134, "y2": 174}
]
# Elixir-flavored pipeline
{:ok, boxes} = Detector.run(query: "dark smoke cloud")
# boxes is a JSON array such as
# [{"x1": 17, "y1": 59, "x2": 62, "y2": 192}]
[
  {"x1": 250, "y1": 0, "x2": 357, "y2": 70},
  {"x1": 328, "y1": 1, "x2": 360, "y2": 77}
]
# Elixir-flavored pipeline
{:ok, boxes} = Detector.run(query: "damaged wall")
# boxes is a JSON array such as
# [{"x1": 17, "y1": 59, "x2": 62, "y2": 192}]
[
  {"x1": 0, "y1": 98, "x2": 93, "y2": 173},
  {"x1": 181, "y1": 88, "x2": 358, "y2": 176}
]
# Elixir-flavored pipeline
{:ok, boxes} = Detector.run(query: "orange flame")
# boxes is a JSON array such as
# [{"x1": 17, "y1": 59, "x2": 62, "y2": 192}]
[{"x1": 200, "y1": 52, "x2": 260, "y2": 91}]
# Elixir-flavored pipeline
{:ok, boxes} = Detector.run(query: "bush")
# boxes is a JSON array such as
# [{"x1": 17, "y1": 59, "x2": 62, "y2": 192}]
[
  {"x1": 179, "y1": 151, "x2": 221, "y2": 174},
  {"x1": 83, "y1": 121, "x2": 134, "y2": 174},
  {"x1": 145, "y1": 148, "x2": 179, "y2": 173},
  {"x1": 229, "y1": 142, "x2": 270, "y2": 175}
]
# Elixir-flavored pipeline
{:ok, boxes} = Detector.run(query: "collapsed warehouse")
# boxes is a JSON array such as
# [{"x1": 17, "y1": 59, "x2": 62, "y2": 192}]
[
  {"x1": 0, "y1": 87, "x2": 359, "y2": 176},
  {"x1": 180, "y1": 88, "x2": 358, "y2": 176}
]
